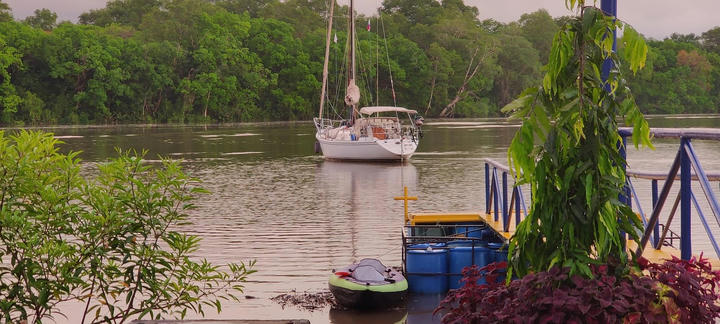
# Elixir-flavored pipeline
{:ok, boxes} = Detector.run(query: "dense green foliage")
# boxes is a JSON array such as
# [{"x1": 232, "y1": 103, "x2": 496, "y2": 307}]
[
  {"x1": 0, "y1": 1, "x2": 10, "y2": 23},
  {"x1": 0, "y1": 131, "x2": 254, "y2": 323},
  {"x1": 624, "y1": 33, "x2": 720, "y2": 114},
  {"x1": 0, "y1": 0, "x2": 718, "y2": 125},
  {"x1": 503, "y1": 1, "x2": 652, "y2": 278},
  {"x1": 22, "y1": 9, "x2": 57, "y2": 31}
]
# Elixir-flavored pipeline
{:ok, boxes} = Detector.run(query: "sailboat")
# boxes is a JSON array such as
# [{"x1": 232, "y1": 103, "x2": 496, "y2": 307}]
[{"x1": 313, "y1": 0, "x2": 421, "y2": 161}]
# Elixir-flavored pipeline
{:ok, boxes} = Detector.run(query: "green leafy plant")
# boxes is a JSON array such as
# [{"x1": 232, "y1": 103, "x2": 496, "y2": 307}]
[
  {"x1": 0, "y1": 130, "x2": 254, "y2": 323},
  {"x1": 502, "y1": 0, "x2": 652, "y2": 278}
]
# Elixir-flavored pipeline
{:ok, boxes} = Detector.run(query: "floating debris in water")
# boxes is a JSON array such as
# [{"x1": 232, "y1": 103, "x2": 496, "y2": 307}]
[{"x1": 271, "y1": 289, "x2": 336, "y2": 311}]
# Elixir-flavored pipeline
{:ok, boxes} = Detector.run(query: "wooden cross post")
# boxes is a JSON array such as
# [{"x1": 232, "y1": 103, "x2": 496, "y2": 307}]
[{"x1": 394, "y1": 186, "x2": 417, "y2": 223}]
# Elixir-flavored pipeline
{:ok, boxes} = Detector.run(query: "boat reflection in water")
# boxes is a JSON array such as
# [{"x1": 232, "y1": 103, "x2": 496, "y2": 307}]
[
  {"x1": 316, "y1": 161, "x2": 418, "y2": 196},
  {"x1": 316, "y1": 160, "x2": 417, "y2": 262},
  {"x1": 319, "y1": 161, "x2": 443, "y2": 324}
]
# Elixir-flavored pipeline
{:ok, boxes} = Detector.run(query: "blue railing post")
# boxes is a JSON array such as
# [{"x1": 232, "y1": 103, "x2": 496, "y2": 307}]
[
  {"x1": 680, "y1": 138, "x2": 692, "y2": 260},
  {"x1": 485, "y1": 163, "x2": 490, "y2": 214},
  {"x1": 515, "y1": 187, "x2": 522, "y2": 227},
  {"x1": 619, "y1": 136, "x2": 629, "y2": 245},
  {"x1": 602, "y1": 0, "x2": 626, "y2": 246},
  {"x1": 635, "y1": 145, "x2": 683, "y2": 257},
  {"x1": 601, "y1": 0, "x2": 617, "y2": 91},
  {"x1": 502, "y1": 171, "x2": 508, "y2": 230},
  {"x1": 619, "y1": 136, "x2": 630, "y2": 206},
  {"x1": 493, "y1": 168, "x2": 500, "y2": 222},
  {"x1": 652, "y1": 179, "x2": 660, "y2": 248},
  {"x1": 683, "y1": 141, "x2": 720, "y2": 258}
]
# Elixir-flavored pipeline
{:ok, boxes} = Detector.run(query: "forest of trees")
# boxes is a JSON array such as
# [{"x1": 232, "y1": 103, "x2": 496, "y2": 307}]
[{"x1": 0, "y1": 0, "x2": 718, "y2": 125}]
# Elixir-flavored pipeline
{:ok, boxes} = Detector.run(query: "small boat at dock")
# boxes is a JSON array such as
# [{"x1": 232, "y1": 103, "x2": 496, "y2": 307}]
[{"x1": 329, "y1": 258, "x2": 408, "y2": 309}]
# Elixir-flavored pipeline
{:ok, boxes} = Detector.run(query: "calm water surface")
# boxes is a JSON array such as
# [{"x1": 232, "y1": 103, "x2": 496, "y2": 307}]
[{"x1": 37, "y1": 115, "x2": 720, "y2": 323}]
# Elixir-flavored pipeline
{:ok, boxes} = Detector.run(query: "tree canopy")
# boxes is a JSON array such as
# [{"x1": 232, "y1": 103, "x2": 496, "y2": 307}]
[
  {"x1": 22, "y1": 8, "x2": 57, "y2": 30},
  {"x1": 0, "y1": 1, "x2": 12, "y2": 22},
  {"x1": 0, "y1": 0, "x2": 717, "y2": 125}
]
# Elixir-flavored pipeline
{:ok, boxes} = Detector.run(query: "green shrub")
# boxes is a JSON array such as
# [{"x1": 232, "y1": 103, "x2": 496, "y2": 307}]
[{"x1": 0, "y1": 130, "x2": 254, "y2": 323}]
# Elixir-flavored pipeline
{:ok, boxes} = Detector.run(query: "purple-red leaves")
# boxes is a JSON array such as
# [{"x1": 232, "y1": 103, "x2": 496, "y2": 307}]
[
  {"x1": 643, "y1": 254, "x2": 720, "y2": 324},
  {"x1": 435, "y1": 258, "x2": 720, "y2": 324}
]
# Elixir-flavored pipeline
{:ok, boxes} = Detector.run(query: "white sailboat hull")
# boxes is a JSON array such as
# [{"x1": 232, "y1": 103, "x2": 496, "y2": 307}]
[{"x1": 317, "y1": 134, "x2": 417, "y2": 161}]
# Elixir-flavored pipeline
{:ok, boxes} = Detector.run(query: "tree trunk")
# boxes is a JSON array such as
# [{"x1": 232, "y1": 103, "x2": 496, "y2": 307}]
[
  {"x1": 440, "y1": 47, "x2": 493, "y2": 117},
  {"x1": 424, "y1": 62, "x2": 438, "y2": 116},
  {"x1": 142, "y1": 96, "x2": 147, "y2": 117},
  {"x1": 203, "y1": 92, "x2": 210, "y2": 118}
]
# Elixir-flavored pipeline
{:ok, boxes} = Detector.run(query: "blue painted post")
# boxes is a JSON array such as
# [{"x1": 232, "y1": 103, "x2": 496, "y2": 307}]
[
  {"x1": 619, "y1": 137, "x2": 630, "y2": 207},
  {"x1": 601, "y1": 0, "x2": 617, "y2": 88},
  {"x1": 680, "y1": 138, "x2": 692, "y2": 260},
  {"x1": 602, "y1": 0, "x2": 626, "y2": 247},
  {"x1": 485, "y1": 163, "x2": 490, "y2": 214},
  {"x1": 619, "y1": 136, "x2": 629, "y2": 245},
  {"x1": 493, "y1": 168, "x2": 500, "y2": 222},
  {"x1": 652, "y1": 179, "x2": 660, "y2": 248},
  {"x1": 502, "y1": 172, "x2": 508, "y2": 230},
  {"x1": 515, "y1": 187, "x2": 521, "y2": 227}
]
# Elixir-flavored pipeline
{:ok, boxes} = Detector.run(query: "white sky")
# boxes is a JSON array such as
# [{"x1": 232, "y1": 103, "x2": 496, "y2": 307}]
[{"x1": 6, "y1": 0, "x2": 719, "y2": 40}]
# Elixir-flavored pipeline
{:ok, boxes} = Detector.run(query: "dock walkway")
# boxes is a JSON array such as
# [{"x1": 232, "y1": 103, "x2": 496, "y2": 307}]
[{"x1": 408, "y1": 210, "x2": 720, "y2": 268}]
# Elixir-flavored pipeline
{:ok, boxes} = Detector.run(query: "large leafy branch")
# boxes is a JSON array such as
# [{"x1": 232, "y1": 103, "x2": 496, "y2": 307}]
[{"x1": 502, "y1": 1, "x2": 652, "y2": 278}]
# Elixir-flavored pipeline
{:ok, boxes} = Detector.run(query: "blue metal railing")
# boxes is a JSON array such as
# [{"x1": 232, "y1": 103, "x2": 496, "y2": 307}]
[
  {"x1": 484, "y1": 127, "x2": 720, "y2": 260},
  {"x1": 622, "y1": 128, "x2": 720, "y2": 260},
  {"x1": 484, "y1": 159, "x2": 527, "y2": 232}
]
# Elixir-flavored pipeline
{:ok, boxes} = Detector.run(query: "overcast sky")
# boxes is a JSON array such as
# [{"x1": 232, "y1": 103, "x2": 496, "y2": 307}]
[{"x1": 6, "y1": 0, "x2": 719, "y2": 40}]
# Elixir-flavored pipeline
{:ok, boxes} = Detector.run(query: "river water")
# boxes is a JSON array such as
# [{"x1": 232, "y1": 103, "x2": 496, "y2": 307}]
[{"x1": 35, "y1": 115, "x2": 720, "y2": 323}]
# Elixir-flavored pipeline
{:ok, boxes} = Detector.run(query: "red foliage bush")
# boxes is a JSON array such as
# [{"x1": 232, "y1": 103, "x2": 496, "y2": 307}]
[
  {"x1": 435, "y1": 258, "x2": 720, "y2": 324},
  {"x1": 640, "y1": 254, "x2": 720, "y2": 323}
]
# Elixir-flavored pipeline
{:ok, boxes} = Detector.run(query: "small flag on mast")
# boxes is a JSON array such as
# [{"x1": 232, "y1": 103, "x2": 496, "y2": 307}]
[{"x1": 366, "y1": 19, "x2": 371, "y2": 31}]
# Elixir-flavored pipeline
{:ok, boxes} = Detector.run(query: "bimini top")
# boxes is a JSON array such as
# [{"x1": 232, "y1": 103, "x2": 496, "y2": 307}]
[{"x1": 359, "y1": 106, "x2": 418, "y2": 115}]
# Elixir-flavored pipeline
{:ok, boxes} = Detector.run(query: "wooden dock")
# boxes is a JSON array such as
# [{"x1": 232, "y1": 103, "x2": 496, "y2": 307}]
[{"x1": 409, "y1": 211, "x2": 720, "y2": 268}]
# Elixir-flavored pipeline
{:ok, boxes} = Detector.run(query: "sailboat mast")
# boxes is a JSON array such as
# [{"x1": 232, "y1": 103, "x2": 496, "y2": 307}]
[
  {"x1": 349, "y1": 0, "x2": 356, "y2": 84},
  {"x1": 342, "y1": 0, "x2": 360, "y2": 122},
  {"x1": 348, "y1": 0, "x2": 357, "y2": 122},
  {"x1": 318, "y1": 0, "x2": 335, "y2": 119}
]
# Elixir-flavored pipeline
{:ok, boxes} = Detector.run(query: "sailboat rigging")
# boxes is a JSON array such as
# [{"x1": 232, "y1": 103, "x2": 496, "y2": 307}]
[{"x1": 314, "y1": 0, "x2": 421, "y2": 161}]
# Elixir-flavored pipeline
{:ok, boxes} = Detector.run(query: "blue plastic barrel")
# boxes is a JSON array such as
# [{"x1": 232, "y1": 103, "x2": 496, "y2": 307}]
[
  {"x1": 452, "y1": 225, "x2": 467, "y2": 236},
  {"x1": 487, "y1": 242, "x2": 507, "y2": 263},
  {"x1": 446, "y1": 240, "x2": 473, "y2": 247},
  {"x1": 479, "y1": 227, "x2": 494, "y2": 241},
  {"x1": 447, "y1": 244, "x2": 490, "y2": 289},
  {"x1": 410, "y1": 226, "x2": 453, "y2": 237},
  {"x1": 453, "y1": 224, "x2": 491, "y2": 240},
  {"x1": 407, "y1": 244, "x2": 448, "y2": 294}
]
